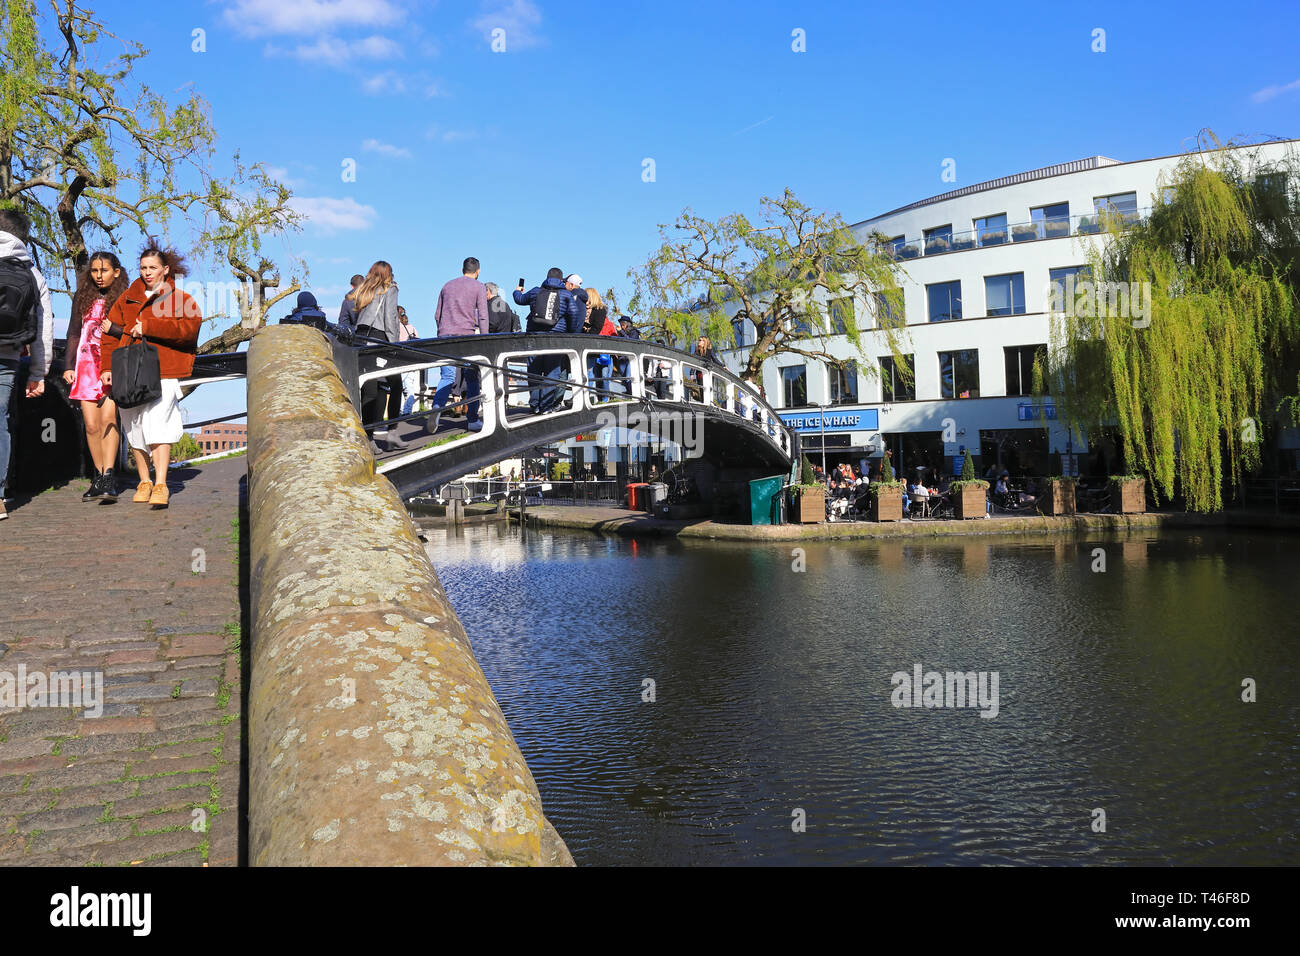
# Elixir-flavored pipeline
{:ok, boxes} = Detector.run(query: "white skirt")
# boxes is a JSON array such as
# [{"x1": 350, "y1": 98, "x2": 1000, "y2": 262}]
[{"x1": 121, "y1": 379, "x2": 184, "y2": 450}]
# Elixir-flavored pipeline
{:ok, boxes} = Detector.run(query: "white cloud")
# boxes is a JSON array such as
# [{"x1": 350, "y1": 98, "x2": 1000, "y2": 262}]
[
  {"x1": 223, "y1": 0, "x2": 405, "y2": 37},
  {"x1": 424, "y1": 125, "x2": 478, "y2": 143},
  {"x1": 288, "y1": 196, "x2": 378, "y2": 234},
  {"x1": 362, "y1": 71, "x2": 407, "y2": 94},
  {"x1": 362, "y1": 138, "x2": 412, "y2": 158},
  {"x1": 269, "y1": 33, "x2": 403, "y2": 61},
  {"x1": 470, "y1": 0, "x2": 543, "y2": 50},
  {"x1": 424, "y1": 81, "x2": 446, "y2": 98},
  {"x1": 1251, "y1": 78, "x2": 1300, "y2": 103}
]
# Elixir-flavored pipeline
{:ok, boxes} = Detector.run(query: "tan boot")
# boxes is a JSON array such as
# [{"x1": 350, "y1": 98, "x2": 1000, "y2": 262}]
[
  {"x1": 132, "y1": 480, "x2": 154, "y2": 503},
  {"x1": 149, "y1": 482, "x2": 170, "y2": 508}
]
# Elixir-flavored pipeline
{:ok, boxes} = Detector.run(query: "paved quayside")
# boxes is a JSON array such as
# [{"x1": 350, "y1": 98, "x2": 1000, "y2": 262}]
[{"x1": 0, "y1": 456, "x2": 246, "y2": 866}]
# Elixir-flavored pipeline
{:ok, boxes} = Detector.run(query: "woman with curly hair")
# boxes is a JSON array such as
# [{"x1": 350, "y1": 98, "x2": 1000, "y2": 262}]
[
  {"x1": 64, "y1": 251, "x2": 130, "y2": 500},
  {"x1": 99, "y1": 241, "x2": 203, "y2": 509}
]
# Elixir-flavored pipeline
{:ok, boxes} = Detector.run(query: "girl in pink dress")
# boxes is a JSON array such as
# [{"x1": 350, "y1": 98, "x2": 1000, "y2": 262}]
[{"x1": 63, "y1": 252, "x2": 129, "y2": 500}]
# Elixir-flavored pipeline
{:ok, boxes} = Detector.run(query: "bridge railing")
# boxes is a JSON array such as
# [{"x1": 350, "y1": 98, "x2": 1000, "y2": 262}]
[{"x1": 348, "y1": 334, "x2": 794, "y2": 459}]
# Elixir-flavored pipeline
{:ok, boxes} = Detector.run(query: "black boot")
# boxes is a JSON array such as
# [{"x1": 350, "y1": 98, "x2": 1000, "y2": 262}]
[
  {"x1": 83, "y1": 472, "x2": 103, "y2": 500},
  {"x1": 100, "y1": 468, "x2": 119, "y2": 502}
]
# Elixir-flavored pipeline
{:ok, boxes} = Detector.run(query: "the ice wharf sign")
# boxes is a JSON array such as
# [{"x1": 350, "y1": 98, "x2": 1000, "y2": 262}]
[{"x1": 779, "y1": 408, "x2": 879, "y2": 433}]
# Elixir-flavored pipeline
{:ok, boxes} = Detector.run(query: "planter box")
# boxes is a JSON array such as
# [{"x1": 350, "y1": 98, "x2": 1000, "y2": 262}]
[
  {"x1": 954, "y1": 484, "x2": 988, "y2": 519},
  {"x1": 980, "y1": 231, "x2": 1007, "y2": 246},
  {"x1": 951, "y1": 237, "x2": 976, "y2": 251},
  {"x1": 1077, "y1": 221, "x2": 1101, "y2": 235},
  {"x1": 1039, "y1": 479, "x2": 1076, "y2": 516},
  {"x1": 1012, "y1": 226, "x2": 1039, "y2": 242},
  {"x1": 897, "y1": 245, "x2": 920, "y2": 260},
  {"x1": 790, "y1": 488, "x2": 825, "y2": 523},
  {"x1": 1110, "y1": 477, "x2": 1146, "y2": 514},
  {"x1": 1044, "y1": 220, "x2": 1070, "y2": 238},
  {"x1": 871, "y1": 486, "x2": 903, "y2": 522}
]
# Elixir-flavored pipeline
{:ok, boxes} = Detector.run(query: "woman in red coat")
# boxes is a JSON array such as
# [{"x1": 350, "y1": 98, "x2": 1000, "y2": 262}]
[{"x1": 99, "y1": 242, "x2": 203, "y2": 509}]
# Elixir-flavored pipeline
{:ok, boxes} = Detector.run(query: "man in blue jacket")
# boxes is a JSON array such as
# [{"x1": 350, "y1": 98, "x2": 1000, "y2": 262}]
[{"x1": 514, "y1": 267, "x2": 585, "y2": 413}]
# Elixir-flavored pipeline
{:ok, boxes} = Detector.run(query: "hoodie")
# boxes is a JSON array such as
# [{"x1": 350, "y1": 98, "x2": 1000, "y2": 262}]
[{"x1": 0, "y1": 231, "x2": 54, "y2": 380}]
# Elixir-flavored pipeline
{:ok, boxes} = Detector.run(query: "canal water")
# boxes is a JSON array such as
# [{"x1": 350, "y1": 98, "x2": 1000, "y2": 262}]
[{"x1": 423, "y1": 523, "x2": 1298, "y2": 866}]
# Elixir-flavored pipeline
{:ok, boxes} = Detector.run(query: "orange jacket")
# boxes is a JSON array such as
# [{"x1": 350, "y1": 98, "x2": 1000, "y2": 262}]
[{"x1": 100, "y1": 278, "x2": 203, "y2": 380}]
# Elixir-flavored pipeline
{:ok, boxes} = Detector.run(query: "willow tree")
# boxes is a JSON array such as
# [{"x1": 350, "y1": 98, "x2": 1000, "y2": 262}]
[
  {"x1": 629, "y1": 188, "x2": 911, "y2": 385},
  {"x1": 193, "y1": 154, "x2": 306, "y2": 354},
  {"x1": 1, "y1": 0, "x2": 303, "y2": 355},
  {"x1": 1044, "y1": 135, "x2": 1300, "y2": 511}
]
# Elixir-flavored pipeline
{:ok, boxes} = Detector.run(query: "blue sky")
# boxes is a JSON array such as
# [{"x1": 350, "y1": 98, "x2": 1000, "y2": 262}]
[{"x1": 51, "y1": 0, "x2": 1300, "y2": 424}]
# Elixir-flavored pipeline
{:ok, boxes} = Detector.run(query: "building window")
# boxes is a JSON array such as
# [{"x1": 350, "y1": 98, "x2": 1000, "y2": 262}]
[
  {"x1": 939, "y1": 349, "x2": 980, "y2": 399},
  {"x1": 829, "y1": 361, "x2": 858, "y2": 405},
  {"x1": 887, "y1": 234, "x2": 906, "y2": 256},
  {"x1": 1048, "y1": 265, "x2": 1091, "y2": 312},
  {"x1": 827, "y1": 297, "x2": 853, "y2": 335},
  {"x1": 1094, "y1": 191, "x2": 1138, "y2": 223},
  {"x1": 975, "y1": 213, "x2": 1007, "y2": 246},
  {"x1": 984, "y1": 273, "x2": 1026, "y2": 316},
  {"x1": 1031, "y1": 202, "x2": 1070, "y2": 239},
  {"x1": 1004, "y1": 344, "x2": 1047, "y2": 397},
  {"x1": 790, "y1": 310, "x2": 815, "y2": 338},
  {"x1": 872, "y1": 291, "x2": 904, "y2": 327},
  {"x1": 924, "y1": 224, "x2": 953, "y2": 254},
  {"x1": 879, "y1": 355, "x2": 915, "y2": 402},
  {"x1": 781, "y1": 365, "x2": 807, "y2": 407},
  {"x1": 732, "y1": 317, "x2": 749, "y2": 348},
  {"x1": 927, "y1": 280, "x2": 962, "y2": 323}
]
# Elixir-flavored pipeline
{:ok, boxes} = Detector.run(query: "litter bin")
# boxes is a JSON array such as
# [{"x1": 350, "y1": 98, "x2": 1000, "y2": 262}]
[
  {"x1": 645, "y1": 482, "x2": 668, "y2": 514},
  {"x1": 748, "y1": 474, "x2": 785, "y2": 525},
  {"x1": 626, "y1": 482, "x2": 648, "y2": 511}
]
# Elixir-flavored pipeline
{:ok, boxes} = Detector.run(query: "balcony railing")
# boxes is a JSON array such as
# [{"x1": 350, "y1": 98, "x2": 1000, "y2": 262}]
[{"x1": 885, "y1": 209, "x2": 1148, "y2": 261}]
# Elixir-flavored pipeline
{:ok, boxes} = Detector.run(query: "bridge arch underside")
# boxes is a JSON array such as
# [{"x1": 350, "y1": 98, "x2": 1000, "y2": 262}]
[
  {"x1": 351, "y1": 333, "x2": 794, "y2": 500},
  {"x1": 382, "y1": 401, "x2": 792, "y2": 499}
]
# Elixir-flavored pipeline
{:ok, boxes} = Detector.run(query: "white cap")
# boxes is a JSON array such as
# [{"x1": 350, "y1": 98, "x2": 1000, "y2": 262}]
[{"x1": 566, "y1": 273, "x2": 583, "y2": 287}]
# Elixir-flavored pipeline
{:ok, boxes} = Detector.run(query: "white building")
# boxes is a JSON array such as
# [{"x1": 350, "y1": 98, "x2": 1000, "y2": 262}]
[{"x1": 723, "y1": 140, "x2": 1299, "y2": 480}]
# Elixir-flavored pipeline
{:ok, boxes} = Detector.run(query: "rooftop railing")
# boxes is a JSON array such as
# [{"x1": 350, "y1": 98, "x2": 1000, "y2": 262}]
[{"x1": 884, "y1": 208, "x2": 1149, "y2": 261}]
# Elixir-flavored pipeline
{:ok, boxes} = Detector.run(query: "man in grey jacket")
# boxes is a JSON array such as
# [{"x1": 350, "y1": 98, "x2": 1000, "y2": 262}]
[{"x1": 0, "y1": 209, "x2": 54, "y2": 519}]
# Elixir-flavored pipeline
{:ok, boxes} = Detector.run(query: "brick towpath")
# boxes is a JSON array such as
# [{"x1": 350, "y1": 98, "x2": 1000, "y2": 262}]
[{"x1": 0, "y1": 456, "x2": 246, "y2": 867}]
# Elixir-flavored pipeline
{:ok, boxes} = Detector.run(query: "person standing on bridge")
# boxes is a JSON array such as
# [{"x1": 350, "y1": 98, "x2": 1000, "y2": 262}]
[
  {"x1": 484, "y1": 282, "x2": 520, "y2": 334},
  {"x1": 432, "y1": 257, "x2": 490, "y2": 432},
  {"x1": 338, "y1": 273, "x2": 363, "y2": 333},
  {"x1": 398, "y1": 306, "x2": 422, "y2": 417},
  {"x1": 98, "y1": 241, "x2": 202, "y2": 509},
  {"x1": 514, "y1": 267, "x2": 585, "y2": 413},
  {"x1": 347, "y1": 261, "x2": 402, "y2": 432}
]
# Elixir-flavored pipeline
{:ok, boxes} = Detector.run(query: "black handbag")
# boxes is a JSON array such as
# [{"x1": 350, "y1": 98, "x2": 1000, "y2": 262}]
[{"x1": 111, "y1": 339, "x2": 162, "y2": 408}]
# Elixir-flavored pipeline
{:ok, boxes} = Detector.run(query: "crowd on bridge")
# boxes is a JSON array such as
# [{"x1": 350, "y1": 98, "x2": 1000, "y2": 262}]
[{"x1": 303, "y1": 257, "x2": 651, "y2": 431}]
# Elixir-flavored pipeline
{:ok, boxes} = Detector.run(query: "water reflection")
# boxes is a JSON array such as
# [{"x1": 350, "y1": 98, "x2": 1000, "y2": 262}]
[{"x1": 424, "y1": 523, "x2": 1299, "y2": 866}]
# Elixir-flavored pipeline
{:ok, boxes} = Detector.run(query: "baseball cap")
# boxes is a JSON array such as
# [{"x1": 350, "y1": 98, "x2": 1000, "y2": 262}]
[{"x1": 566, "y1": 273, "x2": 582, "y2": 286}]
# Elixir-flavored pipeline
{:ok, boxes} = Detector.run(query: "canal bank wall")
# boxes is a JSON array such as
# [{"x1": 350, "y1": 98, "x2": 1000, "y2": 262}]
[
  {"x1": 509, "y1": 504, "x2": 1300, "y2": 541},
  {"x1": 246, "y1": 325, "x2": 572, "y2": 866}
]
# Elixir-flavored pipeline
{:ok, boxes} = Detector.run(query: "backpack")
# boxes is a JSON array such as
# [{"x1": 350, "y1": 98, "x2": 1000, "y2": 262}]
[
  {"x1": 527, "y1": 286, "x2": 565, "y2": 331},
  {"x1": 0, "y1": 256, "x2": 38, "y2": 349}
]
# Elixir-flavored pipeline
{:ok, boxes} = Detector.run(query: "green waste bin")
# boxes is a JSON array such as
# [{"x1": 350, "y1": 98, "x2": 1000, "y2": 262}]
[{"x1": 748, "y1": 475, "x2": 785, "y2": 525}]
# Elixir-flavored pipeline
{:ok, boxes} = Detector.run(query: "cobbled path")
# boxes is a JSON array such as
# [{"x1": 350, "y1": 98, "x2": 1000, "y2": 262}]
[{"x1": 0, "y1": 456, "x2": 246, "y2": 866}]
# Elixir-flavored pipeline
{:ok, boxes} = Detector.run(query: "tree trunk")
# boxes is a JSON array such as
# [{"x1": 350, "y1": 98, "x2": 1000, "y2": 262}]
[{"x1": 57, "y1": 175, "x2": 90, "y2": 271}]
